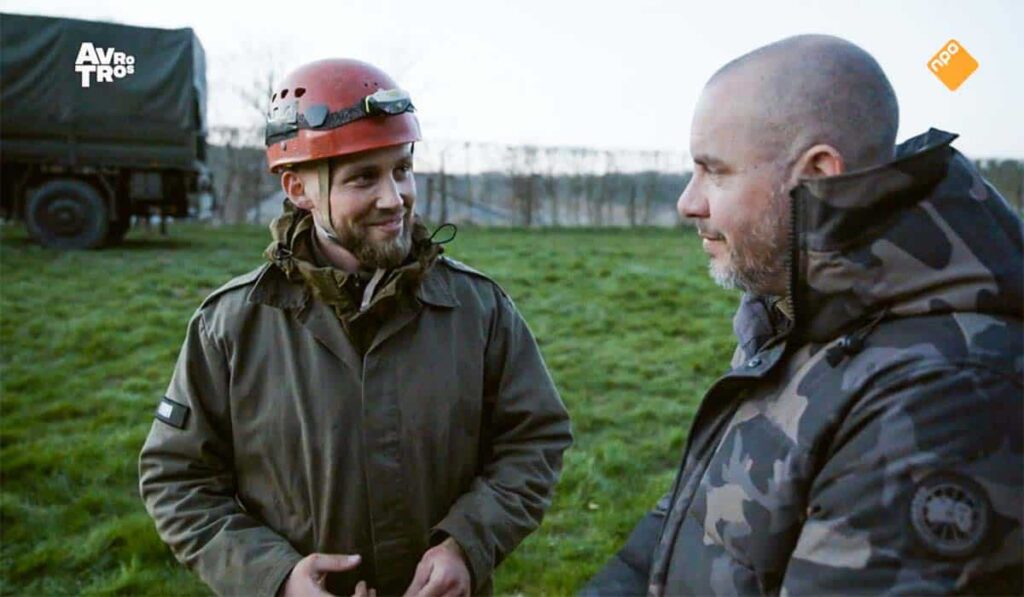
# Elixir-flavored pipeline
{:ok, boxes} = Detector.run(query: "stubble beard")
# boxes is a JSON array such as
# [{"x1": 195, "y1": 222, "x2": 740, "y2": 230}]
[{"x1": 709, "y1": 187, "x2": 791, "y2": 296}]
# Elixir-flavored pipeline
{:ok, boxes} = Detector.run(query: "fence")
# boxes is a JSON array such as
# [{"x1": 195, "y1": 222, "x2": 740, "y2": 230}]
[
  {"x1": 207, "y1": 127, "x2": 691, "y2": 226},
  {"x1": 206, "y1": 127, "x2": 1024, "y2": 226}
]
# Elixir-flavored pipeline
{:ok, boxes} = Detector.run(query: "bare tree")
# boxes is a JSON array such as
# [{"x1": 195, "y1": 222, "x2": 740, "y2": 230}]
[
  {"x1": 223, "y1": 42, "x2": 294, "y2": 224},
  {"x1": 523, "y1": 147, "x2": 540, "y2": 226},
  {"x1": 627, "y1": 176, "x2": 638, "y2": 227},
  {"x1": 543, "y1": 147, "x2": 561, "y2": 226},
  {"x1": 439, "y1": 160, "x2": 449, "y2": 223},
  {"x1": 640, "y1": 151, "x2": 662, "y2": 226},
  {"x1": 463, "y1": 141, "x2": 474, "y2": 221},
  {"x1": 208, "y1": 126, "x2": 259, "y2": 224},
  {"x1": 506, "y1": 145, "x2": 538, "y2": 226}
]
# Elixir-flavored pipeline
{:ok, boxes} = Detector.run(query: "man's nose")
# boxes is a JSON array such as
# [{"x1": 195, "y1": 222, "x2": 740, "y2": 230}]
[
  {"x1": 677, "y1": 178, "x2": 709, "y2": 220},
  {"x1": 376, "y1": 178, "x2": 404, "y2": 210}
]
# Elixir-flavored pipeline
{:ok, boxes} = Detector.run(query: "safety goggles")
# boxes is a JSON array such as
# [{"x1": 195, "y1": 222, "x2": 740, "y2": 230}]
[{"x1": 265, "y1": 88, "x2": 415, "y2": 145}]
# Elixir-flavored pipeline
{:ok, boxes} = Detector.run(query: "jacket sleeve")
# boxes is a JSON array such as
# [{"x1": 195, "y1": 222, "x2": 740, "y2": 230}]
[
  {"x1": 430, "y1": 289, "x2": 573, "y2": 590},
  {"x1": 781, "y1": 362, "x2": 1023, "y2": 595},
  {"x1": 139, "y1": 311, "x2": 304, "y2": 597},
  {"x1": 578, "y1": 493, "x2": 670, "y2": 596}
]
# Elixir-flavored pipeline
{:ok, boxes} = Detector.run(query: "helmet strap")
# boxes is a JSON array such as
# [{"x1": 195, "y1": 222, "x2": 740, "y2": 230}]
[{"x1": 314, "y1": 160, "x2": 343, "y2": 245}]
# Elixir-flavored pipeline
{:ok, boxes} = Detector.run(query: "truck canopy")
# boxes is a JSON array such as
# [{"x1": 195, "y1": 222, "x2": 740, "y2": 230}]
[{"x1": 0, "y1": 13, "x2": 207, "y2": 171}]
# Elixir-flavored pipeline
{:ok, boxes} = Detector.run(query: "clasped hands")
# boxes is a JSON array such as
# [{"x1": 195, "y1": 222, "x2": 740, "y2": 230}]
[{"x1": 280, "y1": 537, "x2": 470, "y2": 597}]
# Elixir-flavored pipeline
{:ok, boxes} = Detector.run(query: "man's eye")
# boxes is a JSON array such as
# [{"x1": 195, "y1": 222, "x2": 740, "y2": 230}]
[
  {"x1": 695, "y1": 162, "x2": 726, "y2": 177},
  {"x1": 396, "y1": 163, "x2": 413, "y2": 175}
]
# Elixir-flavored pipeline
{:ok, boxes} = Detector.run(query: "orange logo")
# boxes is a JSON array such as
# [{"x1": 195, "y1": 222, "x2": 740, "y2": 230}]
[{"x1": 928, "y1": 39, "x2": 978, "y2": 91}]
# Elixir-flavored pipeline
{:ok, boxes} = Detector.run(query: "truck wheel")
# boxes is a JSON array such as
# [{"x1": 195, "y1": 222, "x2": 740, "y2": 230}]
[{"x1": 25, "y1": 179, "x2": 109, "y2": 250}]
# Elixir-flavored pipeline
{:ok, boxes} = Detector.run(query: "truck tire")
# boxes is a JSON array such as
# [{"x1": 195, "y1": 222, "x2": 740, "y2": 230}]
[{"x1": 25, "y1": 179, "x2": 109, "y2": 250}]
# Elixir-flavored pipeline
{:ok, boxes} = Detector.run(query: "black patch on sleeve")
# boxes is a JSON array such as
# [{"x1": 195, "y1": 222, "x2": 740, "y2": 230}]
[
  {"x1": 155, "y1": 396, "x2": 190, "y2": 429},
  {"x1": 908, "y1": 472, "x2": 991, "y2": 559}
]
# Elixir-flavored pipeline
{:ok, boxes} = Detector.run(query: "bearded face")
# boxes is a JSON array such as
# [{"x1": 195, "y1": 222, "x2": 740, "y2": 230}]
[
  {"x1": 334, "y1": 205, "x2": 415, "y2": 270},
  {"x1": 289, "y1": 143, "x2": 418, "y2": 271},
  {"x1": 677, "y1": 74, "x2": 798, "y2": 298},
  {"x1": 702, "y1": 181, "x2": 791, "y2": 294}
]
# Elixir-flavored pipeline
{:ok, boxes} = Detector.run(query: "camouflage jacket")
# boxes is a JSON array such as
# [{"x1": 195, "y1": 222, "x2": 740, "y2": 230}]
[{"x1": 584, "y1": 129, "x2": 1023, "y2": 595}]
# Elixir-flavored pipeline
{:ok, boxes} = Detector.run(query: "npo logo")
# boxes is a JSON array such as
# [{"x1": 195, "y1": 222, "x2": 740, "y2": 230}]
[
  {"x1": 927, "y1": 39, "x2": 978, "y2": 92},
  {"x1": 75, "y1": 42, "x2": 135, "y2": 88}
]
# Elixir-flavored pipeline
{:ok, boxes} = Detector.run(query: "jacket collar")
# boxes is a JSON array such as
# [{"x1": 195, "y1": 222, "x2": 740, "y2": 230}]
[
  {"x1": 255, "y1": 202, "x2": 457, "y2": 314},
  {"x1": 247, "y1": 246, "x2": 458, "y2": 311},
  {"x1": 732, "y1": 293, "x2": 791, "y2": 363},
  {"x1": 416, "y1": 263, "x2": 459, "y2": 308},
  {"x1": 247, "y1": 257, "x2": 459, "y2": 311},
  {"x1": 247, "y1": 263, "x2": 306, "y2": 310},
  {"x1": 735, "y1": 128, "x2": 1023, "y2": 352}
]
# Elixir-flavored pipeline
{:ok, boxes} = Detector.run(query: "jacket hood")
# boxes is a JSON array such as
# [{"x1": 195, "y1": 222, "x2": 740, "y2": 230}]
[{"x1": 788, "y1": 128, "x2": 1023, "y2": 343}]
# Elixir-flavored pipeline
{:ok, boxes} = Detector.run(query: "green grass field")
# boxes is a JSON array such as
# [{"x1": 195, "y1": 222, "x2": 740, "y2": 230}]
[{"x1": 0, "y1": 222, "x2": 737, "y2": 595}]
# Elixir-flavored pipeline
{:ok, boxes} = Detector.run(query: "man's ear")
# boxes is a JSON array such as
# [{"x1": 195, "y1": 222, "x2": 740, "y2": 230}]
[
  {"x1": 793, "y1": 144, "x2": 845, "y2": 181},
  {"x1": 281, "y1": 169, "x2": 314, "y2": 211}
]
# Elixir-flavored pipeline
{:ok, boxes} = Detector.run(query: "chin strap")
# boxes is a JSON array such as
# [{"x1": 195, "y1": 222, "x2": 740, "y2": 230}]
[
  {"x1": 312, "y1": 161, "x2": 388, "y2": 312},
  {"x1": 313, "y1": 160, "x2": 343, "y2": 245}
]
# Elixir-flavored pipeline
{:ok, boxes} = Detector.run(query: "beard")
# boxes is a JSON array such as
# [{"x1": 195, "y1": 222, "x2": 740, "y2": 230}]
[
  {"x1": 336, "y1": 209, "x2": 414, "y2": 270},
  {"x1": 707, "y1": 187, "x2": 791, "y2": 296}
]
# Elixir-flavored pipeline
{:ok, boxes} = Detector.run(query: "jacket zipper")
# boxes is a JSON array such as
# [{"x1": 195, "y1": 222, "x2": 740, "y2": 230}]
[{"x1": 787, "y1": 190, "x2": 801, "y2": 332}]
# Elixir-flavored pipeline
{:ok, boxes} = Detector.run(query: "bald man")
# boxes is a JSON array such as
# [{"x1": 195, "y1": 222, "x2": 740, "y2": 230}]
[{"x1": 583, "y1": 35, "x2": 1022, "y2": 595}]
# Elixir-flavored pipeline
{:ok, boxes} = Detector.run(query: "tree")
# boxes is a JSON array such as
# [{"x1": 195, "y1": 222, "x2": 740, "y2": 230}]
[
  {"x1": 544, "y1": 147, "x2": 561, "y2": 226},
  {"x1": 506, "y1": 145, "x2": 539, "y2": 226}
]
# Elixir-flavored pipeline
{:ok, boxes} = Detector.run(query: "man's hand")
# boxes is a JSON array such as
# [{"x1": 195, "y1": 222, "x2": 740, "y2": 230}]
[
  {"x1": 402, "y1": 537, "x2": 471, "y2": 597},
  {"x1": 280, "y1": 553, "x2": 371, "y2": 597}
]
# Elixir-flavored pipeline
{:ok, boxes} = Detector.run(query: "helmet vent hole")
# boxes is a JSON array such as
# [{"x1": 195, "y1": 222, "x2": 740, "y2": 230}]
[
  {"x1": 271, "y1": 92, "x2": 277, "y2": 101},
  {"x1": 280, "y1": 89, "x2": 289, "y2": 99},
  {"x1": 294, "y1": 87, "x2": 306, "y2": 98}
]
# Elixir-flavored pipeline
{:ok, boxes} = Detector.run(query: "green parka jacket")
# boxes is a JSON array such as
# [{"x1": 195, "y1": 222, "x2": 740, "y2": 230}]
[{"x1": 139, "y1": 212, "x2": 572, "y2": 596}]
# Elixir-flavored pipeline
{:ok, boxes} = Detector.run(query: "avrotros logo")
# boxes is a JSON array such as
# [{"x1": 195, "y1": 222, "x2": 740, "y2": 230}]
[{"x1": 74, "y1": 42, "x2": 135, "y2": 88}]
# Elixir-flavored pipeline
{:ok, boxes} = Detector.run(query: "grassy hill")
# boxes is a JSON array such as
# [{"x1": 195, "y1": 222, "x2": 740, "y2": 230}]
[{"x1": 0, "y1": 222, "x2": 737, "y2": 595}]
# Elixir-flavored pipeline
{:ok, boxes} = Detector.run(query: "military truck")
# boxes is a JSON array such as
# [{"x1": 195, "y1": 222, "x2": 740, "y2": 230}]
[{"x1": 0, "y1": 13, "x2": 211, "y2": 249}]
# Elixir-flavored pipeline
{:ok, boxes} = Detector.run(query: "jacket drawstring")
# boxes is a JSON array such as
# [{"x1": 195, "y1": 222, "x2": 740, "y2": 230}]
[
  {"x1": 825, "y1": 308, "x2": 889, "y2": 367},
  {"x1": 428, "y1": 223, "x2": 457, "y2": 246},
  {"x1": 359, "y1": 268, "x2": 388, "y2": 313}
]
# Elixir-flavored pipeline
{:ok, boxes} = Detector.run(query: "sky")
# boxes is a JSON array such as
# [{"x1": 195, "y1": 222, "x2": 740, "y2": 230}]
[{"x1": 3, "y1": 0, "x2": 1023, "y2": 159}]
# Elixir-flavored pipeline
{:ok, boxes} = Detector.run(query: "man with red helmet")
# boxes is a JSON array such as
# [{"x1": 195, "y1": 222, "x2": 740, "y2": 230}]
[{"x1": 139, "y1": 59, "x2": 572, "y2": 597}]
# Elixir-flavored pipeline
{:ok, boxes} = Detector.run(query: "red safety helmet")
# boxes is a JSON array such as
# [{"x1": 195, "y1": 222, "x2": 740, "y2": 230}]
[{"x1": 264, "y1": 59, "x2": 421, "y2": 173}]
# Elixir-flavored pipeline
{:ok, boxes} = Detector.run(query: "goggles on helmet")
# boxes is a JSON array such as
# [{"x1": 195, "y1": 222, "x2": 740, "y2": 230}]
[{"x1": 265, "y1": 88, "x2": 415, "y2": 146}]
